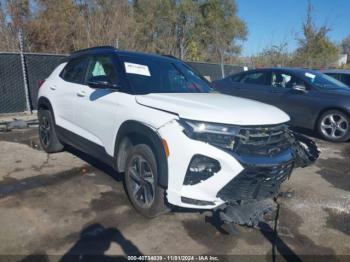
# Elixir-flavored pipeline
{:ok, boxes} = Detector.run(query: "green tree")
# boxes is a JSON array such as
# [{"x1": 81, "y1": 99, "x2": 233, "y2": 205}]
[
  {"x1": 293, "y1": 2, "x2": 339, "y2": 68},
  {"x1": 176, "y1": 0, "x2": 201, "y2": 60},
  {"x1": 0, "y1": 0, "x2": 248, "y2": 62},
  {"x1": 198, "y1": 0, "x2": 247, "y2": 76},
  {"x1": 133, "y1": 0, "x2": 177, "y2": 55},
  {"x1": 73, "y1": 0, "x2": 135, "y2": 50},
  {"x1": 133, "y1": 0, "x2": 205, "y2": 61}
]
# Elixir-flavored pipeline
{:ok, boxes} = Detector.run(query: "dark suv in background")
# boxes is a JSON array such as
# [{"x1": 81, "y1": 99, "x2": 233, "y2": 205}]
[{"x1": 213, "y1": 68, "x2": 350, "y2": 142}]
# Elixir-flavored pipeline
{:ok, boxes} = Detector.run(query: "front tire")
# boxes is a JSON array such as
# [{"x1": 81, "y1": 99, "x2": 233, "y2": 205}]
[
  {"x1": 317, "y1": 110, "x2": 350, "y2": 142},
  {"x1": 38, "y1": 109, "x2": 64, "y2": 153},
  {"x1": 124, "y1": 144, "x2": 168, "y2": 218}
]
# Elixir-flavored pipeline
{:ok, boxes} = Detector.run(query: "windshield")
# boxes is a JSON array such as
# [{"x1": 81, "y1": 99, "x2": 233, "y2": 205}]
[
  {"x1": 119, "y1": 55, "x2": 214, "y2": 94},
  {"x1": 302, "y1": 71, "x2": 349, "y2": 90}
]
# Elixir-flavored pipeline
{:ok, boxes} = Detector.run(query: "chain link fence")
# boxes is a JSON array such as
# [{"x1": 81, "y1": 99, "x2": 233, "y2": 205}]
[
  {"x1": 25, "y1": 54, "x2": 67, "y2": 110},
  {"x1": 0, "y1": 52, "x2": 246, "y2": 114},
  {"x1": 0, "y1": 53, "x2": 27, "y2": 114},
  {"x1": 187, "y1": 61, "x2": 244, "y2": 82}
]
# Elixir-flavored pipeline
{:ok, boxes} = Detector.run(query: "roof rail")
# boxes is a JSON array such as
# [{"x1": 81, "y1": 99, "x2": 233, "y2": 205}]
[
  {"x1": 161, "y1": 54, "x2": 180, "y2": 60},
  {"x1": 70, "y1": 46, "x2": 116, "y2": 55}
]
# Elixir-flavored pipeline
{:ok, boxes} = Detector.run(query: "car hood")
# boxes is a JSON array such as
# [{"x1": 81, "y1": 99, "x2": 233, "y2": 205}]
[{"x1": 135, "y1": 93, "x2": 290, "y2": 126}]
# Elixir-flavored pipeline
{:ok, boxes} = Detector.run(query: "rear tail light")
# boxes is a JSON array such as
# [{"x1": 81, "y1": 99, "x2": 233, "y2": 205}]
[{"x1": 38, "y1": 79, "x2": 45, "y2": 88}]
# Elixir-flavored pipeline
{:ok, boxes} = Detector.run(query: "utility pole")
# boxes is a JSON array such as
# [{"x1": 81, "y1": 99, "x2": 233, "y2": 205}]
[
  {"x1": 18, "y1": 29, "x2": 32, "y2": 114},
  {"x1": 115, "y1": 38, "x2": 119, "y2": 49},
  {"x1": 220, "y1": 51, "x2": 225, "y2": 78}
]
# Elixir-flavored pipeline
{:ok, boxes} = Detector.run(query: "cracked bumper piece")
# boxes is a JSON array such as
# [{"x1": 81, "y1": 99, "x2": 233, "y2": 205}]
[
  {"x1": 217, "y1": 160, "x2": 294, "y2": 202},
  {"x1": 217, "y1": 130, "x2": 319, "y2": 205},
  {"x1": 290, "y1": 132, "x2": 320, "y2": 168},
  {"x1": 216, "y1": 131, "x2": 319, "y2": 227},
  {"x1": 220, "y1": 199, "x2": 276, "y2": 227}
]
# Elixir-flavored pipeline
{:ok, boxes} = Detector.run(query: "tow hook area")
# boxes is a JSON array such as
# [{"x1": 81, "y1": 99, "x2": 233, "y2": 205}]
[
  {"x1": 218, "y1": 199, "x2": 277, "y2": 235},
  {"x1": 290, "y1": 131, "x2": 320, "y2": 168}
]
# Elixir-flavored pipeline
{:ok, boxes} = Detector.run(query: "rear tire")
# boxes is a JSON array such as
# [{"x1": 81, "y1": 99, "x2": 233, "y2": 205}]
[
  {"x1": 124, "y1": 144, "x2": 168, "y2": 218},
  {"x1": 38, "y1": 109, "x2": 64, "y2": 153},
  {"x1": 317, "y1": 110, "x2": 350, "y2": 142}
]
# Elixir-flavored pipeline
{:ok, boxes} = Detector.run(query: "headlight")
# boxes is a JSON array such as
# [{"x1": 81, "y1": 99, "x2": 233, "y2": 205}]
[{"x1": 178, "y1": 119, "x2": 240, "y2": 150}]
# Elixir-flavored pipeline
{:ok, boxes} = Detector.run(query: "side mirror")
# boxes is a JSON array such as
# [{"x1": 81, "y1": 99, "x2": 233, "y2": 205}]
[
  {"x1": 292, "y1": 84, "x2": 307, "y2": 93},
  {"x1": 87, "y1": 76, "x2": 117, "y2": 89}
]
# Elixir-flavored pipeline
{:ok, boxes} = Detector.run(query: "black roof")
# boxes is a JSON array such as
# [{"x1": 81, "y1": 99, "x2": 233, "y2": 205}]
[
  {"x1": 231, "y1": 67, "x2": 321, "y2": 76},
  {"x1": 321, "y1": 69, "x2": 350, "y2": 74},
  {"x1": 64, "y1": 46, "x2": 179, "y2": 63},
  {"x1": 251, "y1": 67, "x2": 319, "y2": 74}
]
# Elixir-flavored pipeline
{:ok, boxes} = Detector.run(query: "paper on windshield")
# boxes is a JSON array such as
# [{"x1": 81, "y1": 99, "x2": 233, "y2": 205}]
[
  {"x1": 305, "y1": 72, "x2": 316, "y2": 79},
  {"x1": 124, "y1": 62, "x2": 150, "y2": 76}
]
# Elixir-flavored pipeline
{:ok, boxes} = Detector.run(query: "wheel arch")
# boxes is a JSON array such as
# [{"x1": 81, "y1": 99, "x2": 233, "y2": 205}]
[
  {"x1": 37, "y1": 97, "x2": 56, "y2": 123},
  {"x1": 38, "y1": 96, "x2": 53, "y2": 111},
  {"x1": 114, "y1": 120, "x2": 168, "y2": 188}
]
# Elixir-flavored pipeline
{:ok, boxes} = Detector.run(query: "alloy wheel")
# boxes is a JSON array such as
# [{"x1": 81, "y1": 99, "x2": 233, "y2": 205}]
[
  {"x1": 39, "y1": 116, "x2": 51, "y2": 146},
  {"x1": 127, "y1": 155, "x2": 155, "y2": 208},
  {"x1": 320, "y1": 113, "x2": 349, "y2": 140}
]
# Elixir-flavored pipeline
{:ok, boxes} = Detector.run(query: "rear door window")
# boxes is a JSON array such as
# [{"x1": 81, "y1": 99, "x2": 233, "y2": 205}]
[
  {"x1": 326, "y1": 73, "x2": 341, "y2": 81},
  {"x1": 231, "y1": 74, "x2": 243, "y2": 82},
  {"x1": 341, "y1": 74, "x2": 350, "y2": 87},
  {"x1": 60, "y1": 57, "x2": 89, "y2": 84},
  {"x1": 240, "y1": 72, "x2": 270, "y2": 86}
]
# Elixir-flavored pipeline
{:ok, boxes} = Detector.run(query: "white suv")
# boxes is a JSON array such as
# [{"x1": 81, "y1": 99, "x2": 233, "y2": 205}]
[{"x1": 38, "y1": 47, "x2": 318, "y2": 228}]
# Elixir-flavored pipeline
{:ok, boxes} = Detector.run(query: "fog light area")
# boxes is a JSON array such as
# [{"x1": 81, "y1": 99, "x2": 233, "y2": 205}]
[{"x1": 184, "y1": 154, "x2": 221, "y2": 185}]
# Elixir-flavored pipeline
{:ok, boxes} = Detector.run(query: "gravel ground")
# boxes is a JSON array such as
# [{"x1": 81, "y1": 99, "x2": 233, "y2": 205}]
[{"x1": 0, "y1": 127, "x2": 349, "y2": 261}]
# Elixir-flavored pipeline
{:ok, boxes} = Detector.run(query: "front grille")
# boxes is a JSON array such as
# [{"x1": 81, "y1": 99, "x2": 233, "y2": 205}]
[
  {"x1": 234, "y1": 124, "x2": 291, "y2": 156},
  {"x1": 217, "y1": 161, "x2": 294, "y2": 202}
]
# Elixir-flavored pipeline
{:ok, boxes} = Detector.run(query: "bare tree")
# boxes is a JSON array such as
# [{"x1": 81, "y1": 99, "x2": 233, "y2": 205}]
[
  {"x1": 293, "y1": 2, "x2": 339, "y2": 68},
  {"x1": 0, "y1": 3, "x2": 18, "y2": 51},
  {"x1": 341, "y1": 35, "x2": 350, "y2": 56},
  {"x1": 252, "y1": 42, "x2": 292, "y2": 67},
  {"x1": 74, "y1": 0, "x2": 136, "y2": 51}
]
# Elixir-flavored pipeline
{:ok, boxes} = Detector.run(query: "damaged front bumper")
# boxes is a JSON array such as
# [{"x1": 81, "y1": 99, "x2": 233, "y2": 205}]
[
  {"x1": 217, "y1": 131, "x2": 319, "y2": 230},
  {"x1": 290, "y1": 131, "x2": 320, "y2": 168}
]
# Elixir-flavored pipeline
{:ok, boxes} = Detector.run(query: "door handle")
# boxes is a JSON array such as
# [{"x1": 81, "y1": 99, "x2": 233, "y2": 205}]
[
  {"x1": 76, "y1": 90, "x2": 86, "y2": 97},
  {"x1": 49, "y1": 86, "x2": 57, "y2": 91}
]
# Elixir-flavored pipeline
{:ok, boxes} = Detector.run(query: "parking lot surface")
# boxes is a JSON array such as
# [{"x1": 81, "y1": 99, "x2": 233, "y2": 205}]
[{"x1": 0, "y1": 127, "x2": 349, "y2": 260}]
